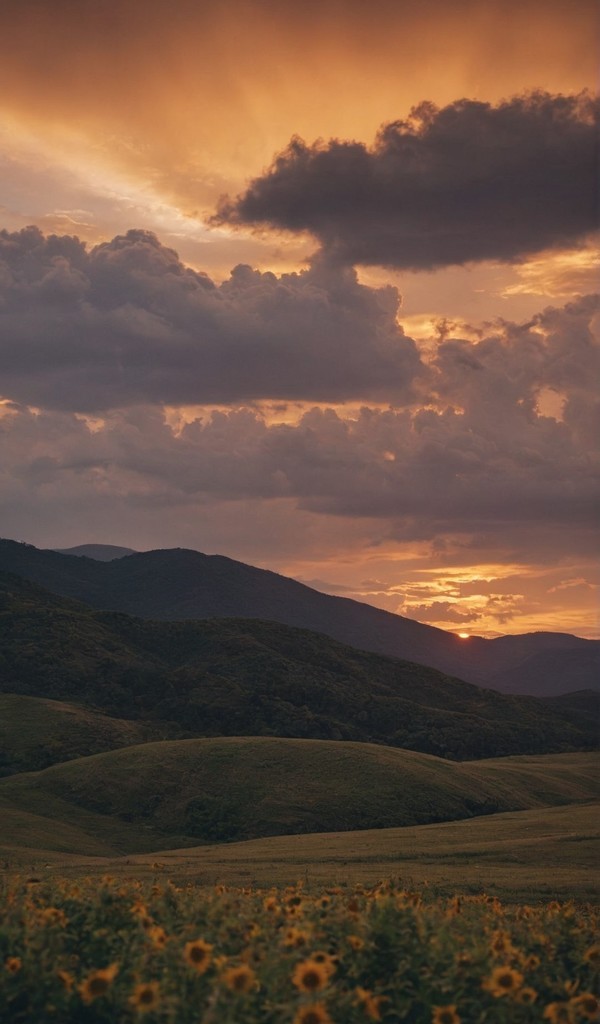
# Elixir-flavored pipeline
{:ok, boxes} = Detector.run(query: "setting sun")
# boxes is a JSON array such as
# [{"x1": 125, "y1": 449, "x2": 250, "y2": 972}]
[{"x1": 458, "y1": 633, "x2": 470, "y2": 639}]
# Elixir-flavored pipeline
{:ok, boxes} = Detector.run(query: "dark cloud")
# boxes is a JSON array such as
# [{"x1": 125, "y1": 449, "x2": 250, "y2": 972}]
[
  {"x1": 1, "y1": 294, "x2": 598, "y2": 558},
  {"x1": 0, "y1": 226, "x2": 422, "y2": 412},
  {"x1": 214, "y1": 92, "x2": 599, "y2": 270}
]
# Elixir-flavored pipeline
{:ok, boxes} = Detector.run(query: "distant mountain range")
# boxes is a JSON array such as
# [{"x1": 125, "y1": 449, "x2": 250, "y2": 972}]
[
  {"x1": 54, "y1": 544, "x2": 137, "y2": 561},
  {"x1": 1, "y1": 538, "x2": 598, "y2": 697},
  {"x1": 1, "y1": 569, "x2": 597, "y2": 761}
]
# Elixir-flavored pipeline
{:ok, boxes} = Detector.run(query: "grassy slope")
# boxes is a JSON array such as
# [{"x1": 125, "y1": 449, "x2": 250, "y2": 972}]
[
  {"x1": 0, "y1": 737, "x2": 597, "y2": 854},
  {"x1": 136, "y1": 802, "x2": 600, "y2": 900},
  {"x1": 0, "y1": 694, "x2": 168, "y2": 776},
  {"x1": 1, "y1": 571, "x2": 596, "y2": 762},
  {"x1": 2, "y1": 803, "x2": 597, "y2": 902}
]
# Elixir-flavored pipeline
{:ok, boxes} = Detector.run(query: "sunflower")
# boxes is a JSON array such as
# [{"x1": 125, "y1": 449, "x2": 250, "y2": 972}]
[
  {"x1": 5, "y1": 957, "x2": 22, "y2": 974},
  {"x1": 489, "y1": 931, "x2": 515, "y2": 956},
  {"x1": 310, "y1": 951, "x2": 337, "y2": 975},
  {"x1": 129, "y1": 981, "x2": 160, "y2": 1014},
  {"x1": 292, "y1": 1003, "x2": 333, "y2": 1024},
  {"x1": 56, "y1": 969, "x2": 75, "y2": 992},
  {"x1": 78, "y1": 964, "x2": 119, "y2": 1004},
  {"x1": 147, "y1": 925, "x2": 168, "y2": 949},
  {"x1": 482, "y1": 965, "x2": 524, "y2": 997},
  {"x1": 515, "y1": 987, "x2": 538, "y2": 1005},
  {"x1": 347, "y1": 934, "x2": 365, "y2": 951},
  {"x1": 283, "y1": 928, "x2": 310, "y2": 949},
  {"x1": 292, "y1": 959, "x2": 331, "y2": 993},
  {"x1": 570, "y1": 993, "x2": 600, "y2": 1020},
  {"x1": 432, "y1": 1007, "x2": 461, "y2": 1024},
  {"x1": 40, "y1": 907, "x2": 68, "y2": 927},
  {"x1": 583, "y1": 945, "x2": 600, "y2": 966},
  {"x1": 355, "y1": 986, "x2": 388, "y2": 1021},
  {"x1": 263, "y1": 896, "x2": 279, "y2": 914},
  {"x1": 183, "y1": 938, "x2": 213, "y2": 973},
  {"x1": 543, "y1": 1003, "x2": 576, "y2": 1023},
  {"x1": 220, "y1": 964, "x2": 257, "y2": 994}
]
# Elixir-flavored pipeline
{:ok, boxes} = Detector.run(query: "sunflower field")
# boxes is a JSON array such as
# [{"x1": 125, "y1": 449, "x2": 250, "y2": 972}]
[{"x1": 0, "y1": 876, "x2": 598, "y2": 1023}]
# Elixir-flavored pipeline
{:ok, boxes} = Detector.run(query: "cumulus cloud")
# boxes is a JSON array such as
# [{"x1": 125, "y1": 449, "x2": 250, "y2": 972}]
[
  {"x1": 0, "y1": 226, "x2": 422, "y2": 411},
  {"x1": 1, "y1": 291, "x2": 598, "y2": 558},
  {"x1": 214, "y1": 92, "x2": 599, "y2": 270}
]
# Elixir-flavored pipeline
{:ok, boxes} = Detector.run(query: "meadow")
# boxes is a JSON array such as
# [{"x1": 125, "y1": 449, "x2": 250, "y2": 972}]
[{"x1": 1, "y1": 873, "x2": 598, "y2": 1024}]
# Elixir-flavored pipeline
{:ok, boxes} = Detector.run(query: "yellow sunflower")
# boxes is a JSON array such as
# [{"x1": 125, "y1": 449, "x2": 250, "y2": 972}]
[
  {"x1": 583, "y1": 945, "x2": 600, "y2": 966},
  {"x1": 56, "y1": 969, "x2": 75, "y2": 992},
  {"x1": 543, "y1": 1003, "x2": 576, "y2": 1023},
  {"x1": 482, "y1": 965, "x2": 524, "y2": 997},
  {"x1": 310, "y1": 951, "x2": 337, "y2": 975},
  {"x1": 292, "y1": 1003, "x2": 333, "y2": 1024},
  {"x1": 489, "y1": 930, "x2": 517, "y2": 956},
  {"x1": 515, "y1": 987, "x2": 538, "y2": 1005},
  {"x1": 570, "y1": 993, "x2": 600, "y2": 1020},
  {"x1": 183, "y1": 938, "x2": 213, "y2": 973},
  {"x1": 5, "y1": 957, "x2": 22, "y2": 974},
  {"x1": 347, "y1": 934, "x2": 365, "y2": 950},
  {"x1": 78, "y1": 963, "x2": 119, "y2": 1004},
  {"x1": 220, "y1": 964, "x2": 257, "y2": 994},
  {"x1": 147, "y1": 925, "x2": 168, "y2": 949},
  {"x1": 292, "y1": 959, "x2": 331, "y2": 993},
  {"x1": 40, "y1": 907, "x2": 68, "y2": 927},
  {"x1": 283, "y1": 928, "x2": 311, "y2": 949},
  {"x1": 129, "y1": 981, "x2": 160, "y2": 1014},
  {"x1": 432, "y1": 1006, "x2": 461, "y2": 1024},
  {"x1": 355, "y1": 986, "x2": 388, "y2": 1021}
]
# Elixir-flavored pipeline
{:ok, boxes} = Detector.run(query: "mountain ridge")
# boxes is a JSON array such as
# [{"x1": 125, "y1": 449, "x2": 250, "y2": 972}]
[
  {"x1": 0, "y1": 538, "x2": 597, "y2": 696},
  {"x1": 1, "y1": 568, "x2": 597, "y2": 761}
]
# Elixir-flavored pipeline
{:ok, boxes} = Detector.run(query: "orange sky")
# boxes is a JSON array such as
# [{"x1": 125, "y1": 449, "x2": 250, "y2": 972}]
[{"x1": 0, "y1": 0, "x2": 598, "y2": 637}]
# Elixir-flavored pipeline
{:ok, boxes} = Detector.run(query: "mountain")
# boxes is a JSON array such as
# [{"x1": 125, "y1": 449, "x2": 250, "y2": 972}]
[
  {"x1": 0, "y1": 538, "x2": 598, "y2": 696},
  {"x1": 54, "y1": 544, "x2": 136, "y2": 560},
  {"x1": 1, "y1": 738, "x2": 597, "y2": 851},
  {"x1": 0, "y1": 570, "x2": 596, "y2": 761}
]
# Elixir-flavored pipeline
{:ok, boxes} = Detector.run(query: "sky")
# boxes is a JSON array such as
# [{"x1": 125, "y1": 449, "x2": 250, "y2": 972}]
[{"x1": 0, "y1": 0, "x2": 598, "y2": 638}]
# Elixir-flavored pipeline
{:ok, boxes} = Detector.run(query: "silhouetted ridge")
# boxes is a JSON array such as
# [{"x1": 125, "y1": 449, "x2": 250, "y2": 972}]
[
  {"x1": 0, "y1": 569, "x2": 596, "y2": 761},
  {"x1": 0, "y1": 538, "x2": 597, "y2": 696}
]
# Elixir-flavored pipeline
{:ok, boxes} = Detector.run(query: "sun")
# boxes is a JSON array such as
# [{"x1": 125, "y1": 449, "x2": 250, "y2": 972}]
[{"x1": 458, "y1": 632, "x2": 470, "y2": 639}]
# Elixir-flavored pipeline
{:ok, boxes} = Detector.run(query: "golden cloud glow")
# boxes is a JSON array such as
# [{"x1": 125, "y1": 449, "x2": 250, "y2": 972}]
[
  {"x1": 502, "y1": 245, "x2": 600, "y2": 298},
  {"x1": 0, "y1": 0, "x2": 597, "y2": 218}
]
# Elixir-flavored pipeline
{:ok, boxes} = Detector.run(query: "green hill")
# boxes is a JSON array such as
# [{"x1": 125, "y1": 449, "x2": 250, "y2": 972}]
[
  {"x1": 0, "y1": 694, "x2": 167, "y2": 777},
  {"x1": 0, "y1": 571, "x2": 596, "y2": 761},
  {"x1": 0, "y1": 738, "x2": 597, "y2": 854}
]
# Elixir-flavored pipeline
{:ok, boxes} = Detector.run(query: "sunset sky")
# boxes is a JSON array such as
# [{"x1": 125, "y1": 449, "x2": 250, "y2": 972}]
[{"x1": 0, "y1": 0, "x2": 598, "y2": 637}]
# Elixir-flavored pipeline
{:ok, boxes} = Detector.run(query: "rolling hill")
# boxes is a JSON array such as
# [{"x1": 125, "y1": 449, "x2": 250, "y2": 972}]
[
  {"x1": 1, "y1": 570, "x2": 596, "y2": 762},
  {"x1": 0, "y1": 738, "x2": 597, "y2": 853},
  {"x1": 0, "y1": 694, "x2": 167, "y2": 777},
  {"x1": 1, "y1": 538, "x2": 597, "y2": 696}
]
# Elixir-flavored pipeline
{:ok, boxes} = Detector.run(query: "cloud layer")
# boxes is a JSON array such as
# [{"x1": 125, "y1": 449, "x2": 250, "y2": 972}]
[
  {"x1": 0, "y1": 227, "x2": 421, "y2": 412},
  {"x1": 1, "y1": 286, "x2": 598, "y2": 555},
  {"x1": 215, "y1": 92, "x2": 599, "y2": 270}
]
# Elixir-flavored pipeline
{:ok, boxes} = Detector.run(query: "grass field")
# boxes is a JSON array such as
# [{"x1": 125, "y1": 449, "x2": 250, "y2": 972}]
[{"x1": 2, "y1": 802, "x2": 598, "y2": 903}]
